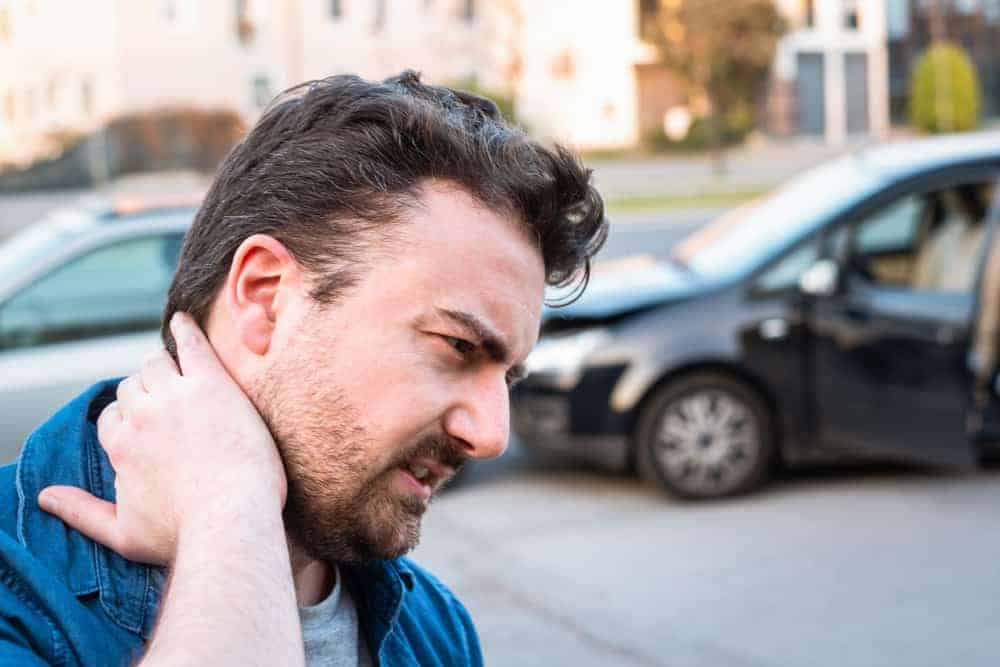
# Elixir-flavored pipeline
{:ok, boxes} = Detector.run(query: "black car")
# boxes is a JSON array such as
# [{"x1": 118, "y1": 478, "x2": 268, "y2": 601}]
[{"x1": 512, "y1": 132, "x2": 1000, "y2": 499}]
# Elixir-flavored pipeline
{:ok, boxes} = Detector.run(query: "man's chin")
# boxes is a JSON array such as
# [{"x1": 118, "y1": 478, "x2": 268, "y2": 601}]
[{"x1": 287, "y1": 504, "x2": 424, "y2": 564}]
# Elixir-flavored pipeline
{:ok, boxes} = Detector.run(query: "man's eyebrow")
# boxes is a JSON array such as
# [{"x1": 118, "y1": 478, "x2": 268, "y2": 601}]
[{"x1": 436, "y1": 308, "x2": 511, "y2": 365}]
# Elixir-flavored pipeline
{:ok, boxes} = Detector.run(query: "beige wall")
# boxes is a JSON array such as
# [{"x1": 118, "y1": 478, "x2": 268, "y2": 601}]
[
  {"x1": 514, "y1": 0, "x2": 643, "y2": 149},
  {"x1": 0, "y1": 0, "x2": 119, "y2": 165},
  {"x1": 113, "y1": 1, "x2": 290, "y2": 119},
  {"x1": 294, "y1": 0, "x2": 490, "y2": 86}
]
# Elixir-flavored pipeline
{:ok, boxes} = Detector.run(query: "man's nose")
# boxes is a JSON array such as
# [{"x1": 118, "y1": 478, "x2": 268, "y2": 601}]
[{"x1": 443, "y1": 373, "x2": 510, "y2": 461}]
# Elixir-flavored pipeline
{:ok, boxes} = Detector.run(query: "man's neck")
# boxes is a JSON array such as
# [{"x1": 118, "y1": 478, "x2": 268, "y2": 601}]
[{"x1": 287, "y1": 535, "x2": 335, "y2": 607}]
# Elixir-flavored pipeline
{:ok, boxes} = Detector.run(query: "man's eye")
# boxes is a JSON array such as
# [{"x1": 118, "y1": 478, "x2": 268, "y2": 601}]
[{"x1": 444, "y1": 336, "x2": 475, "y2": 356}]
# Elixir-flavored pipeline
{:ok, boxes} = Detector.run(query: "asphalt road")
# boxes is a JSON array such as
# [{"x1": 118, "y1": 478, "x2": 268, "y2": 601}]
[{"x1": 415, "y1": 461, "x2": 1000, "y2": 667}]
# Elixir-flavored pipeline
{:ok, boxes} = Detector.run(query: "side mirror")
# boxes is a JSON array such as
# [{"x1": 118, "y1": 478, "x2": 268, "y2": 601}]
[{"x1": 798, "y1": 259, "x2": 840, "y2": 297}]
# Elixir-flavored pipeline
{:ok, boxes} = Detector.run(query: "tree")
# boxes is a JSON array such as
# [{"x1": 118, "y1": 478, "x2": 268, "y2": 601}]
[
  {"x1": 909, "y1": 42, "x2": 981, "y2": 134},
  {"x1": 640, "y1": 0, "x2": 786, "y2": 172}
]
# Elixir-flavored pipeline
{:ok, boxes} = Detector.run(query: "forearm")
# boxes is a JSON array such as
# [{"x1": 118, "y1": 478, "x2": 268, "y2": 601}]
[{"x1": 138, "y1": 499, "x2": 303, "y2": 667}]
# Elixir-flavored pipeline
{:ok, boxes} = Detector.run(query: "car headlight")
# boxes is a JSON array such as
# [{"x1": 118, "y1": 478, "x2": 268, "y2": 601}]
[{"x1": 524, "y1": 329, "x2": 611, "y2": 389}]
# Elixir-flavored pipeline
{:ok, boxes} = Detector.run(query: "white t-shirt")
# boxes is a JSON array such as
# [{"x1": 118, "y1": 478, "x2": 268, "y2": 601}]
[{"x1": 298, "y1": 565, "x2": 374, "y2": 667}]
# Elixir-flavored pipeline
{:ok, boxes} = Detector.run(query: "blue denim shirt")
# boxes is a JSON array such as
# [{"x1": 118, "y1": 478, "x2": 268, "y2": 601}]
[{"x1": 0, "y1": 380, "x2": 482, "y2": 666}]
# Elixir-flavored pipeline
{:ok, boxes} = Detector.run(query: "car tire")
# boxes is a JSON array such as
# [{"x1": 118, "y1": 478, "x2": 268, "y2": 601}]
[{"x1": 635, "y1": 372, "x2": 774, "y2": 499}]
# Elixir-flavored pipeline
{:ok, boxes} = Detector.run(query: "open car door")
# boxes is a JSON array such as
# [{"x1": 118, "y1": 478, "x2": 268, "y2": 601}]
[{"x1": 809, "y1": 170, "x2": 1000, "y2": 467}]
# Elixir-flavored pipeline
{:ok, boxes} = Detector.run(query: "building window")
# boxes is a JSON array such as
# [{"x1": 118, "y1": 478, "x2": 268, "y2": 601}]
[
  {"x1": 164, "y1": 0, "x2": 199, "y2": 33},
  {"x1": 81, "y1": 80, "x2": 93, "y2": 116},
  {"x1": 0, "y1": 5, "x2": 11, "y2": 41},
  {"x1": 461, "y1": 0, "x2": 475, "y2": 22},
  {"x1": 3, "y1": 92, "x2": 14, "y2": 126},
  {"x1": 46, "y1": 77, "x2": 58, "y2": 107},
  {"x1": 251, "y1": 75, "x2": 273, "y2": 109},
  {"x1": 23, "y1": 87, "x2": 35, "y2": 120},
  {"x1": 803, "y1": 0, "x2": 815, "y2": 27},
  {"x1": 236, "y1": 0, "x2": 255, "y2": 43},
  {"x1": 987, "y1": 0, "x2": 1000, "y2": 24},
  {"x1": 373, "y1": 0, "x2": 385, "y2": 31},
  {"x1": 331, "y1": 0, "x2": 342, "y2": 19},
  {"x1": 843, "y1": 0, "x2": 862, "y2": 30}
]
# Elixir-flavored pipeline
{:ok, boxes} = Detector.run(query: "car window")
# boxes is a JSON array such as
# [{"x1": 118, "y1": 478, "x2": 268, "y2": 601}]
[
  {"x1": 671, "y1": 154, "x2": 882, "y2": 279},
  {"x1": 0, "y1": 233, "x2": 183, "y2": 350},
  {"x1": 752, "y1": 239, "x2": 821, "y2": 295},
  {"x1": 854, "y1": 196, "x2": 922, "y2": 255},
  {"x1": 849, "y1": 181, "x2": 995, "y2": 294}
]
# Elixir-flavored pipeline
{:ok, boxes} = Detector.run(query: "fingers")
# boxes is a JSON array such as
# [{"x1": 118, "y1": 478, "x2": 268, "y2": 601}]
[
  {"x1": 97, "y1": 400, "x2": 125, "y2": 465},
  {"x1": 140, "y1": 348, "x2": 179, "y2": 392},
  {"x1": 38, "y1": 486, "x2": 118, "y2": 551},
  {"x1": 97, "y1": 400, "x2": 123, "y2": 438},
  {"x1": 115, "y1": 374, "x2": 145, "y2": 415},
  {"x1": 170, "y1": 312, "x2": 225, "y2": 380}
]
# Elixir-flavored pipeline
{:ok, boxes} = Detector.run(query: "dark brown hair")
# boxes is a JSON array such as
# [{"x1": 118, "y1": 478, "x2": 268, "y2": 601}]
[{"x1": 162, "y1": 70, "x2": 606, "y2": 354}]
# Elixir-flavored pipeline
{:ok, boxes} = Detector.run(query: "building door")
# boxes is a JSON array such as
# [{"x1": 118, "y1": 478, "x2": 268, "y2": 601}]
[
  {"x1": 796, "y1": 52, "x2": 825, "y2": 136},
  {"x1": 845, "y1": 52, "x2": 870, "y2": 135}
]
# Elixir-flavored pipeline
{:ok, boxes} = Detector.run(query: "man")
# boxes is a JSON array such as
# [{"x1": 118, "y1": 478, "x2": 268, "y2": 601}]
[{"x1": 0, "y1": 71, "x2": 606, "y2": 666}]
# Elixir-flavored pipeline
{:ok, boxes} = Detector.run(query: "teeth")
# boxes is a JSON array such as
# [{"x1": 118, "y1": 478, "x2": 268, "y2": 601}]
[{"x1": 410, "y1": 465, "x2": 429, "y2": 481}]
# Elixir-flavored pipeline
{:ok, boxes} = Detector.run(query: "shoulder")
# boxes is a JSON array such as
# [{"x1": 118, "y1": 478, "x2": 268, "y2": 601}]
[
  {"x1": 0, "y1": 463, "x2": 18, "y2": 540},
  {"x1": 394, "y1": 557, "x2": 482, "y2": 665}
]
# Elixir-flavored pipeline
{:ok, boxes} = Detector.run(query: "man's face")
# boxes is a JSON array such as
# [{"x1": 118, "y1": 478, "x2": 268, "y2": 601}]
[{"x1": 250, "y1": 183, "x2": 545, "y2": 564}]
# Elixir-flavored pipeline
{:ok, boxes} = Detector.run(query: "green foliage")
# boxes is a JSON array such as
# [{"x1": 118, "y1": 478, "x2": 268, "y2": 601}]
[
  {"x1": 909, "y1": 42, "x2": 981, "y2": 133},
  {"x1": 641, "y1": 0, "x2": 786, "y2": 144},
  {"x1": 445, "y1": 75, "x2": 521, "y2": 128},
  {"x1": 643, "y1": 113, "x2": 752, "y2": 152},
  {"x1": 108, "y1": 108, "x2": 247, "y2": 173}
]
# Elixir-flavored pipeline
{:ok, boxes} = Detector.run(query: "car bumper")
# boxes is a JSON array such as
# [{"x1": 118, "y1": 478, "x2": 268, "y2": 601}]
[{"x1": 510, "y1": 364, "x2": 631, "y2": 472}]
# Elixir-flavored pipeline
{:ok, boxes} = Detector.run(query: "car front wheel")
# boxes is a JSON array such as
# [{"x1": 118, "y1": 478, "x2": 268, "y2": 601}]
[{"x1": 636, "y1": 373, "x2": 774, "y2": 499}]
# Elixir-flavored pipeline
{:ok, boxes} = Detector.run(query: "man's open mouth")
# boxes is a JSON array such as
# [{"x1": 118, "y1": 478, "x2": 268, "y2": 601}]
[{"x1": 397, "y1": 456, "x2": 455, "y2": 498}]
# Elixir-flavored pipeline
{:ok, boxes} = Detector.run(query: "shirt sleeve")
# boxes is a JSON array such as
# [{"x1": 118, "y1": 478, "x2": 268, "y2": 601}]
[
  {"x1": 0, "y1": 622, "x2": 51, "y2": 667},
  {"x1": 0, "y1": 568, "x2": 55, "y2": 666},
  {"x1": 446, "y1": 590, "x2": 484, "y2": 667}
]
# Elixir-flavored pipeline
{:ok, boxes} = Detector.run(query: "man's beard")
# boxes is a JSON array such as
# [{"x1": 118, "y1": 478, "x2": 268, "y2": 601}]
[{"x1": 250, "y1": 352, "x2": 463, "y2": 565}]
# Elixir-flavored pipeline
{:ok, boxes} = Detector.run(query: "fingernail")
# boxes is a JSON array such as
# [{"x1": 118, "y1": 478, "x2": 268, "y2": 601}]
[{"x1": 38, "y1": 490, "x2": 58, "y2": 512}]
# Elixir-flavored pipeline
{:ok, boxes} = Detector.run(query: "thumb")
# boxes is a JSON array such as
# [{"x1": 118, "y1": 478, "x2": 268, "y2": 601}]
[
  {"x1": 38, "y1": 486, "x2": 118, "y2": 549},
  {"x1": 169, "y1": 311, "x2": 227, "y2": 380}
]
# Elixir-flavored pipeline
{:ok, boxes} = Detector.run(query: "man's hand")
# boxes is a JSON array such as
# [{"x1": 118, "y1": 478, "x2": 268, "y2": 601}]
[{"x1": 38, "y1": 312, "x2": 287, "y2": 566}]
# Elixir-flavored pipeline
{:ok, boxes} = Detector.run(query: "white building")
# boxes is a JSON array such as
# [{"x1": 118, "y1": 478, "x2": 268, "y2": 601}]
[
  {"x1": 0, "y1": 0, "x2": 888, "y2": 168},
  {"x1": 770, "y1": 0, "x2": 890, "y2": 144}
]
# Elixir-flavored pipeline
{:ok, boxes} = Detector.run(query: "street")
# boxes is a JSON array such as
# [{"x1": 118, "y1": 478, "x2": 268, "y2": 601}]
[{"x1": 416, "y1": 458, "x2": 1000, "y2": 667}]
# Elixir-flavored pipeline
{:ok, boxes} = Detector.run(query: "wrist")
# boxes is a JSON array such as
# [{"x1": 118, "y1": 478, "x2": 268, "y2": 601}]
[{"x1": 176, "y1": 491, "x2": 286, "y2": 553}]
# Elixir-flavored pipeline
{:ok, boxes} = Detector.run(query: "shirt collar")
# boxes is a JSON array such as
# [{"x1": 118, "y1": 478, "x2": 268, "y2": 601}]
[{"x1": 341, "y1": 557, "x2": 414, "y2": 659}]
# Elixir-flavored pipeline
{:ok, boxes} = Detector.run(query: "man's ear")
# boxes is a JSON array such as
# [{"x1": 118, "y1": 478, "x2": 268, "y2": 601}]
[{"x1": 224, "y1": 234, "x2": 301, "y2": 356}]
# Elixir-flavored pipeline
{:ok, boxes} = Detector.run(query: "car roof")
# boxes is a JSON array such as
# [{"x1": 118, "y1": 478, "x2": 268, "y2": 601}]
[
  {"x1": 853, "y1": 131, "x2": 1000, "y2": 180},
  {"x1": 74, "y1": 195, "x2": 199, "y2": 225}
]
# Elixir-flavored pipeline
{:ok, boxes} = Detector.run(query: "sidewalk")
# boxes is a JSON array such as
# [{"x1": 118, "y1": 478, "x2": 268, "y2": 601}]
[{"x1": 590, "y1": 138, "x2": 850, "y2": 203}]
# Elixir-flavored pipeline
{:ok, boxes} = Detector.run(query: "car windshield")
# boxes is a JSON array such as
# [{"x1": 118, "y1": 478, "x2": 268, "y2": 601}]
[
  {"x1": 672, "y1": 155, "x2": 885, "y2": 280},
  {"x1": 0, "y1": 210, "x2": 94, "y2": 282}
]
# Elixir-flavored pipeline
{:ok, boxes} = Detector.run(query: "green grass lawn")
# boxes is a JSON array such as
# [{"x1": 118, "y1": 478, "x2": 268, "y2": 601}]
[{"x1": 605, "y1": 187, "x2": 767, "y2": 213}]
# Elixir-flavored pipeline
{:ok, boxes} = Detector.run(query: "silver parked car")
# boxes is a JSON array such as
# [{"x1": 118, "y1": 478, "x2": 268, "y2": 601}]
[{"x1": 0, "y1": 200, "x2": 194, "y2": 464}]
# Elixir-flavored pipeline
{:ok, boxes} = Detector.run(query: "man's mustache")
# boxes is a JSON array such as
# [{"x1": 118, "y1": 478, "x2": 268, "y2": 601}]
[{"x1": 387, "y1": 433, "x2": 467, "y2": 476}]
